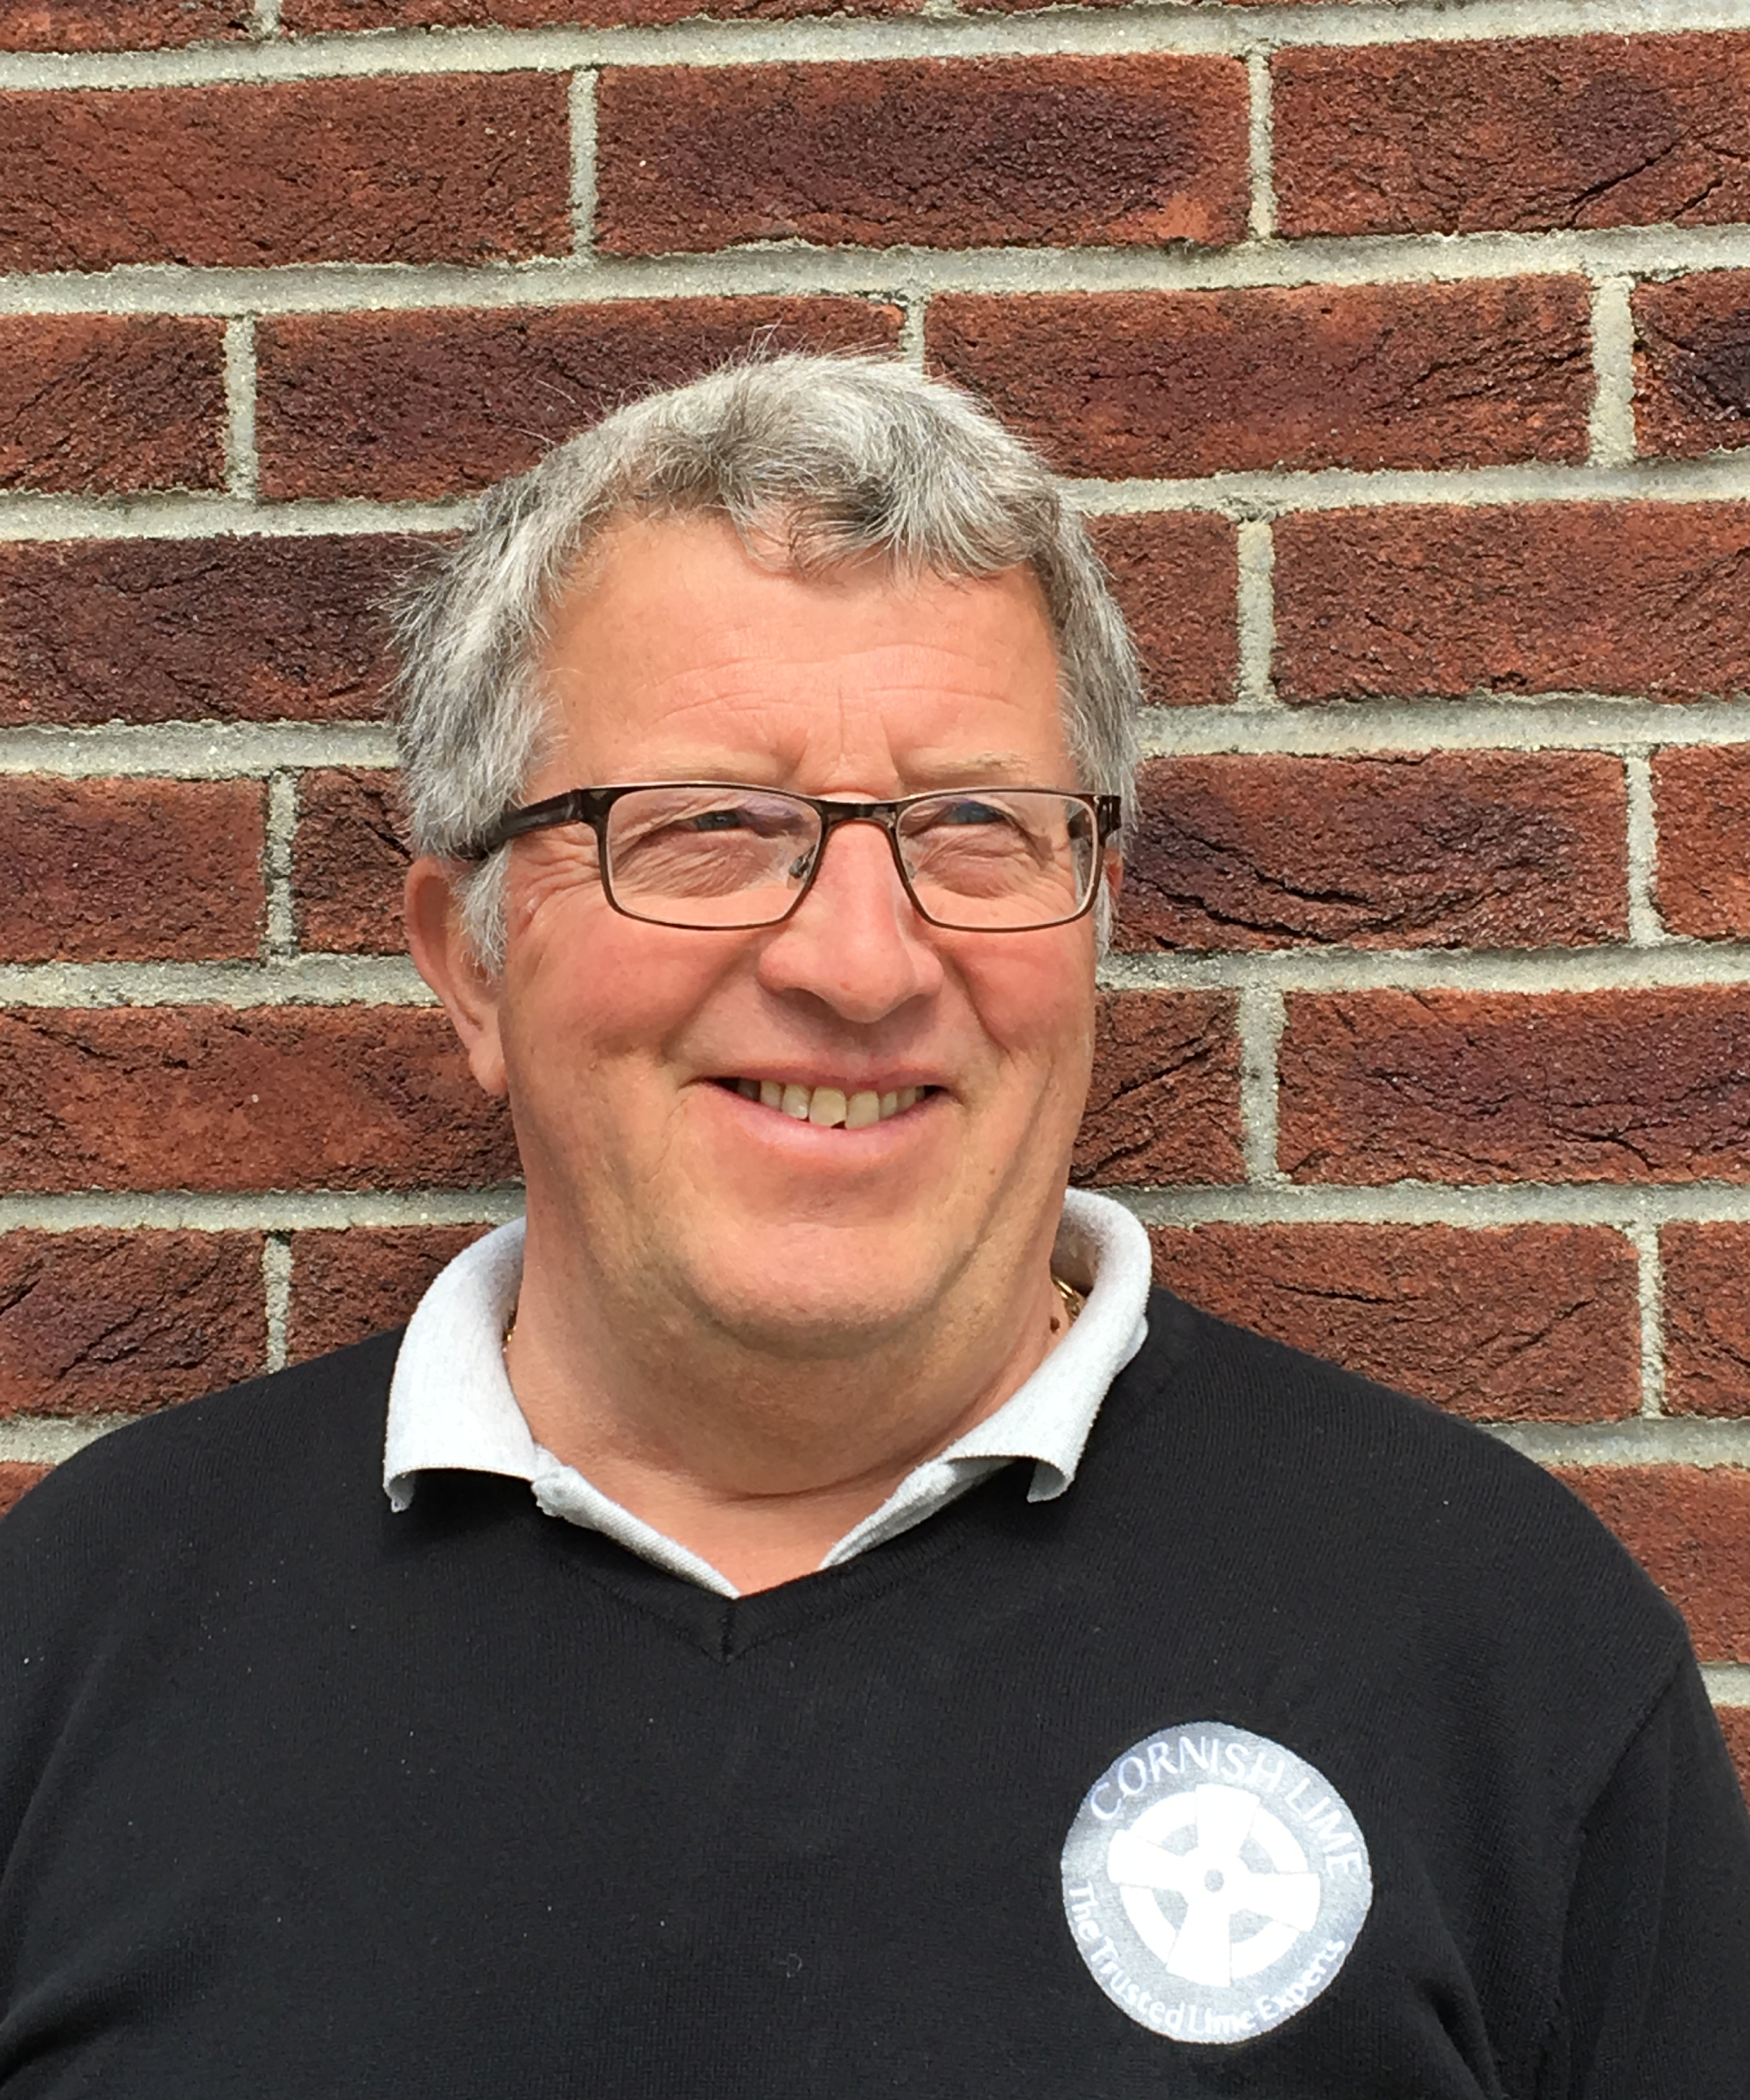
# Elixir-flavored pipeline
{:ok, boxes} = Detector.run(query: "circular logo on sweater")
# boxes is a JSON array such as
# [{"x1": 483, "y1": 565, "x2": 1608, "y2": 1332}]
[{"x1": 1060, "y1": 1722, "x2": 1372, "y2": 2045}]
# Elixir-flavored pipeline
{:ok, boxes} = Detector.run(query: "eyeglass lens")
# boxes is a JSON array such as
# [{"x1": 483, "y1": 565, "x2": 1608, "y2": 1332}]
[{"x1": 599, "y1": 787, "x2": 1099, "y2": 930}]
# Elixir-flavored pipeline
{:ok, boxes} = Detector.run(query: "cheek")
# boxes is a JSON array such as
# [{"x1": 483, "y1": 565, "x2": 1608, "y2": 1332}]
[{"x1": 959, "y1": 936, "x2": 1096, "y2": 1088}]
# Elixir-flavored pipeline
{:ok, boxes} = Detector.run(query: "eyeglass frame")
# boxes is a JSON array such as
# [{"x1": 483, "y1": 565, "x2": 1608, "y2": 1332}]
[{"x1": 458, "y1": 781, "x2": 1125, "y2": 933}]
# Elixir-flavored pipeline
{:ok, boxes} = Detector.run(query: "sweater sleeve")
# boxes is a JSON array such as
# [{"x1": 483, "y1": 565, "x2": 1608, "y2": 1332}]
[{"x1": 1536, "y1": 1653, "x2": 1750, "y2": 2100}]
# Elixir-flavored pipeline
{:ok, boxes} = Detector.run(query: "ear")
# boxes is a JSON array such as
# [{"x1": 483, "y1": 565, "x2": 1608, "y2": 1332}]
[{"x1": 404, "y1": 857, "x2": 508, "y2": 1099}]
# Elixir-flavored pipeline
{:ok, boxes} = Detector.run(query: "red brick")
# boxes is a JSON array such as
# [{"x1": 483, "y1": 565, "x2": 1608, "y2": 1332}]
[
  {"x1": 0, "y1": 1007, "x2": 515, "y2": 1194},
  {"x1": 1073, "y1": 991, "x2": 1242, "y2": 1187},
  {"x1": 288, "y1": 0, "x2": 911, "y2": 23},
  {"x1": 1719, "y1": 1706, "x2": 1750, "y2": 1801},
  {"x1": 597, "y1": 58, "x2": 1248, "y2": 255},
  {"x1": 927, "y1": 283, "x2": 1591, "y2": 480},
  {"x1": 1274, "y1": 34, "x2": 1750, "y2": 239},
  {"x1": 0, "y1": 779, "x2": 263, "y2": 963},
  {"x1": 256, "y1": 299, "x2": 904, "y2": 502},
  {"x1": 1275, "y1": 504, "x2": 1750, "y2": 706},
  {"x1": 1151, "y1": 1222, "x2": 1639, "y2": 1423},
  {"x1": 290, "y1": 1224, "x2": 491, "y2": 1360},
  {"x1": 0, "y1": 1, "x2": 247, "y2": 45},
  {"x1": 1280, "y1": 990, "x2": 1750, "y2": 1186},
  {"x1": 0, "y1": 535, "x2": 421, "y2": 730},
  {"x1": 0, "y1": 74, "x2": 567, "y2": 274},
  {"x1": 1084, "y1": 514, "x2": 1238, "y2": 708},
  {"x1": 1558, "y1": 1466, "x2": 1750, "y2": 1663},
  {"x1": 1653, "y1": 746, "x2": 1750, "y2": 937},
  {"x1": 295, "y1": 769, "x2": 410, "y2": 956},
  {"x1": 1662, "y1": 1224, "x2": 1750, "y2": 1419},
  {"x1": 1635, "y1": 272, "x2": 1750, "y2": 461},
  {"x1": 0, "y1": 316, "x2": 224, "y2": 495},
  {"x1": 0, "y1": 1229, "x2": 263, "y2": 1416},
  {"x1": 1120, "y1": 752, "x2": 1626, "y2": 953},
  {"x1": 0, "y1": 1462, "x2": 49, "y2": 1516}
]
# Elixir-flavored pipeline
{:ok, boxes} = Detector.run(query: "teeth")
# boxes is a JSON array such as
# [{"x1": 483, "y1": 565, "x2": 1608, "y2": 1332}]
[{"x1": 731, "y1": 1080, "x2": 928, "y2": 1126}]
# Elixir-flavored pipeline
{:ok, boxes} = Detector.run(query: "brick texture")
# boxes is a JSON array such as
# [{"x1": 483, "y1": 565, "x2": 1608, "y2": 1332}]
[
  {"x1": 1083, "y1": 514, "x2": 1239, "y2": 708},
  {"x1": 1274, "y1": 34, "x2": 1750, "y2": 239},
  {"x1": 287, "y1": 0, "x2": 913, "y2": 24},
  {"x1": 1558, "y1": 1466, "x2": 1750, "y2": 1663},
  {"x1": 0, "y1": 1008, "x2": 517, "y2": 1194},
  {"x1": 294, "y1": 769, "x2": 410, "y2": 956},
  {"x1": 0, "y1": 2, "x2": 247, "y2": 44},
  {"x1": 1073, "y1": 991, "x2": 1242, "y2": 1187},
  {"x1": 1152, "y1": 1222, "x2": 1640, "y2": 1423},
  {"x1": 1662, "y1": 1225, "x2": 1750, "y2": 1419},
  {"x1": 1635, "y1": 271, "x2": 1750, "y2": 461},
  {"x1": 0, "y1": 316, "x2": 224, "y2": 496},
  {"x1": 1720, "y1": 1708, "x2": 1750, "y2": 1800},
  {"x1": 0, "y1": 1229, "x2": 263, "y2": 1417},
  {"x1": 0, "y1": 536, "x2": 421, "y2": 729},
  {"x1": 0, "y1": 779, "x2": 263, "y2": 962},
  {"x1": 927, "y1": 283, "x2": 1592, "y2": 479},
  {"x1": 0, "y1": 75, "x2": 570, "y2": 274},
  {"x1": 1278, "y1": 990, "x2": 1750, "y2": 1186},
  {"x1": 0, "y1": 1464, "x2": 49, "y2": 1516},
  {"x1": 1119, "y1": 752, "x2": 1626, "y2": 953},
  {"x1": 256, "y1": 300, "x2": 904, "y2": 501},
  {"x1": 1653, "y1": 746, "x2": 1750, "y2": 938},
  {"x1": 290, "y1": 1224, "x2": 491, "y2": 1360},
  {"x1": 1275, "y1": 504, "x2": 1750, "y2": 704},
  {"x1": 596, "y1": 58, "x2": 1249, "y2": 255}
]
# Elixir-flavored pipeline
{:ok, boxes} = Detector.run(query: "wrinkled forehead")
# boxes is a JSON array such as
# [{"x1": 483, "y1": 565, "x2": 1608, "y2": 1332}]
[{"x1": 528, "y1": 510, "x2": 1072, "y2": 791}]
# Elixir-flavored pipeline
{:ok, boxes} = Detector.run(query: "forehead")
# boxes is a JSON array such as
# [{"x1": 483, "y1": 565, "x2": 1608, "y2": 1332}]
[{"x1": 530, "y1": 512, "x2": 1069, "y2": 790}]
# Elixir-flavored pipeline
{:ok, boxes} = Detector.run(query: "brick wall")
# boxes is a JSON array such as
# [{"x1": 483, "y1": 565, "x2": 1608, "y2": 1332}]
[{"x1": 0, "y1": 0, "x2": 1746, "y2": 1788}]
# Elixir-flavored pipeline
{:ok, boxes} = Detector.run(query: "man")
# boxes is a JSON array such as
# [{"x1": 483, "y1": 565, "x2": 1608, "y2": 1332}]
[{"x1": 2, "y1": 356, "x2": 1746, "y2": 2096}]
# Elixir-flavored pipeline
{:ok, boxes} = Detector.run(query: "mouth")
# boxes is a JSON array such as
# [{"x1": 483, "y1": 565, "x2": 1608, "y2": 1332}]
[{"x1": 711, "y1": 1078, "x2": 939, "y2": 1130}]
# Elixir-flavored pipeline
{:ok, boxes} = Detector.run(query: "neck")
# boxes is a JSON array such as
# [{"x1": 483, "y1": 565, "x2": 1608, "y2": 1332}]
[{"x1": 500, "y1": 1233, "x2": 1070, "y2": 1593}]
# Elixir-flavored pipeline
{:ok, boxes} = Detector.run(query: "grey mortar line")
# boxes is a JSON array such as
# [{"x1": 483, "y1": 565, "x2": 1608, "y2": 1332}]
[
  {"x1": 1624, "y1": 751, "x2": 1668, "y2": 946},
  {"x1": 1489, "y1": 1418, "x2": 1750, "y2": 1468},
  {"x1": 262, "y1": 1232, "x2": 291, "y2": 1372},
  {"x1": 570, "y1": 68, "x2": 598, "y2": 254},
  {"x1": 0, "y1": 724, "x2": 400, "y2": 777},
  {"x1": 1588, "y1": 276, "x2": 1639, "y2": 470},
  {"x1": 896, "y1": 290, "x2": 928, "y2": 370},
  {"x1": 9, "y1": 454, "x2": 1750, "y2": 551},
  {"x1": 1104, "y1": 1184, "x2": 1750, "y2": 1228},
  {"x1": 1138, "y1": 702, "x2": 1750, "y2": 758},
  {"x1": 1234, "y1": 520, "x2": 1277, "y2": 710},
  {"x1": 8, "y1": 225, "x2": 1750, "y2": 317},
  {"x1": 264, "y1": 770, "x2": 299, "y2": 961},
  {"x1": 0, "y1": 956, "x2": 436, "y2": 1006},
  {"x1": 6, "y1": 704, "x2": 1748, "y2": 779},
  {"x1": 1245, "y1": 48, "x2": 1274, "y2": 245},
  {"x1": 1236, "y1": 987, "x2": 1286, "y2": 1186},
  {"x1": 1096, "y1": 943, "x2": 1750, "y2": 995},
  {"x1": 0, "y1": 494, "x2": 472, "y2": 542},
  {"x1": 2, "y1": 0, "x2": 1746, "y2": 88},
  {"x1": 1629, "y1": 1221, "x2": 1667, "y2": 1418},
  {"x1": 0, "y1": 1190, "x2": 524, "y2": 1233},
  {"x1": 1703, "y1": 1664, "x2": 1750, "y2": 1704},
  {"x1": 0, "y1": 1418, "x2": 134, "y2": 1463},
  {"x1": 254, "y1": 0, "x2": 282, "y2": 32},
  {"x1": 223, "y1": 316, "x2": 259, "y2": 500}
]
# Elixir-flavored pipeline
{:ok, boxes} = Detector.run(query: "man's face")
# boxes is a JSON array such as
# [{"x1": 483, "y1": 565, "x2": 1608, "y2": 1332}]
[{"x1": 452, "y1": 513, "x2": 1103, "y2": 1354}]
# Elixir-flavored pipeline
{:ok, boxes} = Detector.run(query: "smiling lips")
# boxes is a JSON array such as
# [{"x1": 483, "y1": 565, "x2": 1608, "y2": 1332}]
[{"x1": 720, "y1": 1079, "x2": 932, "y2": 1129}]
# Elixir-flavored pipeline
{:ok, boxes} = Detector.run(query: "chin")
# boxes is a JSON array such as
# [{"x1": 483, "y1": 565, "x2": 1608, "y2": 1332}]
[{"x1": 683, "y1": 1254, "x2": 942, "y2": 1361}]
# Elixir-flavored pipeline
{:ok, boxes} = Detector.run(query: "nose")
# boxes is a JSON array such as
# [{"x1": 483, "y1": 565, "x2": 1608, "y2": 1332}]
[{"x1": 753, "y1": 816, "x2": 943, "y2": 1023}]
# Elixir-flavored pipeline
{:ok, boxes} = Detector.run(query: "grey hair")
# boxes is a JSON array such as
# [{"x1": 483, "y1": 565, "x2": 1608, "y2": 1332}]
[{"x1": 392, "y1": 353, "x2": 1141, "y2": 970}]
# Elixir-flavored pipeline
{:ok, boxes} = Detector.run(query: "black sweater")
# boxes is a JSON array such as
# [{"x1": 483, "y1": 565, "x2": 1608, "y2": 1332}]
[{"x1": 2, "y1": 1292, "x2": 1746, "y2": 2097}]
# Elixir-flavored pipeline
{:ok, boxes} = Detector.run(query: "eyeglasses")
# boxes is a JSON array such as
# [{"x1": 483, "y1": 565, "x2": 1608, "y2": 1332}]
[{"x1": 464, "y1": 782, "x2": 1123, "y2": 933}]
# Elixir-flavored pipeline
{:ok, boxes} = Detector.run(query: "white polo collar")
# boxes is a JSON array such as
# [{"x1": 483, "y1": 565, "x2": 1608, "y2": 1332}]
[{"x1": 384, "y1": 1187, "x2": 1152, "y2": 1596}]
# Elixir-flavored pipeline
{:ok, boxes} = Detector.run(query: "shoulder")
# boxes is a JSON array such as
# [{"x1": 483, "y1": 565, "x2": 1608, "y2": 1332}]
[
  {"x1": 0, "y1": 1331, "x2": 403, "y2": 1592},
  {"x1": 1101, "y1": 1291, "x2": 1690, "y2": 1723}
]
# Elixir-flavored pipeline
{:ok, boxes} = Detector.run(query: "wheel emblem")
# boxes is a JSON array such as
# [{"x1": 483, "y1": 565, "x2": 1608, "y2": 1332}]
[{"x1": 1061, "y1": 1723, "x2": 1372, "y2": 2044}]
